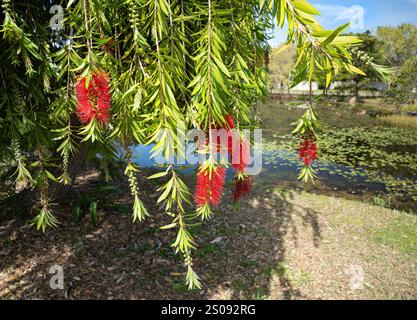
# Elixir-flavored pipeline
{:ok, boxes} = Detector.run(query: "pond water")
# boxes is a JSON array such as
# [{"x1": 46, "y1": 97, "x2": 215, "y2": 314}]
[
  {"x1": 260, "y1": 100, "x2": 417, "y2": 212},
  {"x1": 132, "y1": 100, "x2": 417, "y2": 212}
]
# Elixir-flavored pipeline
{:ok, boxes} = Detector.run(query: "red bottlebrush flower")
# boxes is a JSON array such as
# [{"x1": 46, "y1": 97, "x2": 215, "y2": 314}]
[
  {"x1": 231, "y1": 138, "x2": 251, "y2": 173},
  {"x1": 75, "y1": 71, "x2": 111, "y2": 125},
  {"x1": 76, "y1": 100, "x2": 96, "y2": 124},
  {"x1": 206, "y1": 113, "x2": 236, "y2": 155},
  {"x1": 75, "y1": 77, "x2": 89, "y2": 101},
  {"x1": 195, "y1": 169, "x2": 210, "y2": 207},
  {"x1": 233, "y1": 176, "x2": 253, "y2": 203},
  {"x1": 94, "y1": 72, "x2": 111, "y2": 124},
  {"x1": 212, "y1": 113, "x2": 250, "y2": 174},
  {"x1": 224, "y1": 114, "x2": 236, "y2": 153},
  {"x1": 299, "y1": 134, "x2": 317, "y2": 166},
  {"x1": 211, "y1": 113, "x2": 235, "y2": 130},
  {"x1": 92, "y1": 71, "x2": 110, "y2": 89},
  {"x1": 75, "y1": 79, "x2": 93, "y2": 124},
  {"x1": 96, "y1": 99, "x2": 110, "y2": 124},
  {"x1": 195, "y1": 166, "x2": 226, "y2": 208},
  {"x1": 225, "y1": 114, "x2": 235, "y2": 130},
  {"x1": 210, "y1": 167, "x2": 226, "y2": 206}
]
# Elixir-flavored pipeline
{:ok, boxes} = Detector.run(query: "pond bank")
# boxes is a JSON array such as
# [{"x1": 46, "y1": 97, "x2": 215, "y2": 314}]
[{"x1": 270, "y1": 95, "x2": 417, "y2": 114}]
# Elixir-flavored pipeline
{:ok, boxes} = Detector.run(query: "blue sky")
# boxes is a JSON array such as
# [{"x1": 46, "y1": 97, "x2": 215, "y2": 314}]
[{"x1": 270, "y1": 0, "x2": 417, "y2": 46}]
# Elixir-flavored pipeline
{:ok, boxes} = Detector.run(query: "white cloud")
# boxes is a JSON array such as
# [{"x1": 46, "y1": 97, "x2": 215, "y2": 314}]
[{"x1": 314, "y1": 4, "x2": 366, "y2": 30}]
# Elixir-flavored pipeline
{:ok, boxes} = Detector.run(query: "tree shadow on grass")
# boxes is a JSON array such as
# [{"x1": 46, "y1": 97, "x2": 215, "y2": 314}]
[
  {"x1": 193, "y1": 185, "x2": 322, "y2": 300},
  {"x1": 0, "y1": 170, "x2": 321, "y2": 299}
]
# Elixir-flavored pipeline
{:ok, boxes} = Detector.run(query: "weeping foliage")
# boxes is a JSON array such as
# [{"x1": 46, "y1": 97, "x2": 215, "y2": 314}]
[{"x1": 1, "y1": 0, "x2": 368, "y2": 288}]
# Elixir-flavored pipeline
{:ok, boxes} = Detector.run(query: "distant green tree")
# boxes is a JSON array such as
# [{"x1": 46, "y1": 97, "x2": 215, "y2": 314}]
[
  {"x1": 269, "y1": 44, "x2": 295, "y2": 91},
  {"x1": 376, "y1": 24, "x2": 417, "y2": 104},
  {"x1": 335, "y1": 31, "x2": 386, "y2": 98}
]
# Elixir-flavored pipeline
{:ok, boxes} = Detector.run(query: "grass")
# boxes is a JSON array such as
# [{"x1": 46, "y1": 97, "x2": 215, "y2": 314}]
[
  {"x1": 271, "y1": 263, "x2": 312, "y2": 288},
  {"x1": 195, "y1": 243, "x2": 221, "y2": 258},
  {"x1": 399, "y1": 105, "x2": 417, "y2": 112},
  {"x1": 171, "y1": 280, "x2": 200, "y2": 293},
  {"x1": 105, "y1": 203, "x2": 132, "y2": 215},
  {"x1": 379, "y1": 114, "x2": 417, "y2": 129},
  {"x1": 371, "y1": 194, "x2": 393, "y2": 209},
  {"x1": 372, "y1": 217, "x2": 417, "y2": 255},
  {"x1": 250, "y1": 289, "x2": 268, "y2": 300}
]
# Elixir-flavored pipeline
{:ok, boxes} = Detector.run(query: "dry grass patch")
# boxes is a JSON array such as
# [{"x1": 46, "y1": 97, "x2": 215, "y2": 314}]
[{"x1": 379, "y1": 114, "x2": 417, "y2": 129}]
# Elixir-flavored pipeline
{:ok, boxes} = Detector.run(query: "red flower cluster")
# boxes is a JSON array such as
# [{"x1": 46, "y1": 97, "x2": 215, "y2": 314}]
[
  {"x1": 195, "y1": 166, "x2": 226, "y2": 207},
  {"x1": 210, "y1": 114, "x2": 235, "y2": 131},
  {"x1": 231, "y1": 133, "x2": 252, "y2": 203},
  {"x1": 216, "y1": 113, "x2": 251, "y2": 173},
  {"x1": 299, "y1": 134, "x2": 317, "y2": 166},
  {"x1": 225, "y1": 114, "x2": 235, "y2": 130},
  {"x1": 194, "y1": 114, "x2": 255, "y2": 207},
  {"x1": 231, "y1": 138, "x2": 251, "y2": 174},
  {"x1": 233, "y1": 176, "x2": 253, "y2": 203},
  {"x1": 75, "y1": 71, "x2": 111, "y2": 125}
]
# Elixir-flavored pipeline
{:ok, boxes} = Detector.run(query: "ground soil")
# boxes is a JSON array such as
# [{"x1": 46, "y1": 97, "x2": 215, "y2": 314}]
[{"x1": 1, "y1": 168, "x2": 416, "y2": 299}]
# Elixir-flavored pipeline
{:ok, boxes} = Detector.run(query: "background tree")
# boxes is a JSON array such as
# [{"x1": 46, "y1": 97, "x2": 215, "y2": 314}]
[
  {"x1": 269, "y1": 44, "x2": 295, "y2": 91},
  {"x1": 376, "y1": 24, "x2": 417, "y2": 104},
  {"x1": 336, "y1": 31, "x2": 385, "y2": 98}
]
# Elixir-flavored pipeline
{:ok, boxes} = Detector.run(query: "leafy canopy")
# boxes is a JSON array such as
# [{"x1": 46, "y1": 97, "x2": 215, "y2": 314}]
[{"x1": 1, "y1": 0, "x2": 368, "y2": 289}]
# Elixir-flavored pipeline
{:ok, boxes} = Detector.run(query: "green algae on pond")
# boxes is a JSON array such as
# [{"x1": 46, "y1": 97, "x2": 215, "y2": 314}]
[{"x1": 260, "y1": 102, "x2": 417, "y2": 212}]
